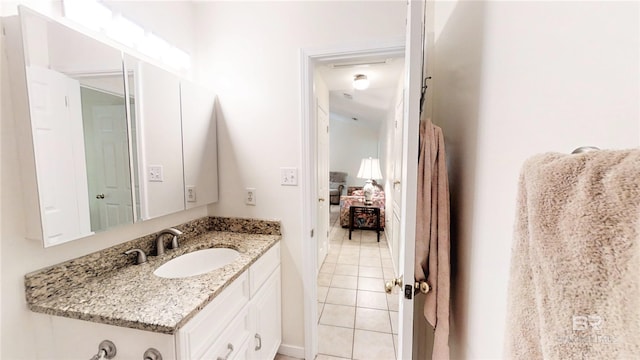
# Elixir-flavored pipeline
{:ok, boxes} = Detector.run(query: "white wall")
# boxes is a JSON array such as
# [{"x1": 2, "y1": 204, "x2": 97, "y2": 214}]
[
  {"x1": 431, "y1": 1, "x2": 639, "y2": 358},
  {"x1": 329, "y1": 114, "x2": 381, "y2": 188},
  {"x1": 193, "y1": 1, "x2": 406, "y2": 353},
  {"x1": 0, "y1": 3, "x2": 204, "y2": 359}
]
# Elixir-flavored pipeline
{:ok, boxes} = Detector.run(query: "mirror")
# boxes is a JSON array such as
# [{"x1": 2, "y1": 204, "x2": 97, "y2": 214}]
[
  {"x1": 180, "y1": 80, "x2": 219, "y2": 209},
  {"x1": 124, "y1": 54, "x2": 185, "y2": 219},
  {"x1": 20, "y1": 8, "x2": 137, "y2": 245},
  {"x1": 11, "y1": 7, "x2": 218, "y2": 247}
]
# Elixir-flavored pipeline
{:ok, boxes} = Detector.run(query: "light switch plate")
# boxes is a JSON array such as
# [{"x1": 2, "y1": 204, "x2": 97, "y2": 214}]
[
  {"x1": 280, "y1": 167, "x2": 298, "y2": 186},
  {"x1": 148, "y1": 165, "x2": 163, "y2": 182}
]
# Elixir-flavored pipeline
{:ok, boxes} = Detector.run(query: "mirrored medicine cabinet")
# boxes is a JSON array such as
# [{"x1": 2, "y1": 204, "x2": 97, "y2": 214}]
[{"x1": 4, "y1": 7, "x2": 218, "y2": 247}]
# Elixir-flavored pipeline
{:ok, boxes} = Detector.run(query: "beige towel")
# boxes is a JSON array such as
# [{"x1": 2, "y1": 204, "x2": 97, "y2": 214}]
[
  {"x1": 505, "y1": 149, "x2": 640, "y2": 359},
  {"x1": 416, "y1": 119, "x2": 451, "y2": 360}
]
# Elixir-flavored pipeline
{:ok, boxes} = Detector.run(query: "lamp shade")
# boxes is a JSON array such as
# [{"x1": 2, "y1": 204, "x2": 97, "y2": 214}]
[{"x1": 357, "y1": 157, "x2": 383, "y2": 180}]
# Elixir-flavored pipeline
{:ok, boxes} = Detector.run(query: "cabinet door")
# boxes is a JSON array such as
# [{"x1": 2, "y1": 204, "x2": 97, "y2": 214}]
[
  {"x1": 180, "y1": 81, "x2": 219, "y2": 209},
  {"x1": 127, "y1": 57, "x2": 185, "y2": 220},
  {"x1": 250, "y1": 266, "x2": 282, "y2": 360}
]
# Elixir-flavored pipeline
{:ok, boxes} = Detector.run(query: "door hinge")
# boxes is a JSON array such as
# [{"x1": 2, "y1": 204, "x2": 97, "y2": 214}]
[
  {"x1": 310, "y1": 229, "x2": 314, "y2": 237},
  {"x1": 64, "y1": 96, "x2": 68, "y2": 107}
]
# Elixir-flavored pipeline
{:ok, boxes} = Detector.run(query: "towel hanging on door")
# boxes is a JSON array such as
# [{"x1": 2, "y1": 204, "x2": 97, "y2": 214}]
[{"x1": 415, "y1": 118, "x2": 451, "y2": 360}]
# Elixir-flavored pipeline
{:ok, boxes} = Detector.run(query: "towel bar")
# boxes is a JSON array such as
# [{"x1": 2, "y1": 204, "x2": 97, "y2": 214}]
[{"x1": 571, "y1": 146, "x2": 600, "y2": 154}]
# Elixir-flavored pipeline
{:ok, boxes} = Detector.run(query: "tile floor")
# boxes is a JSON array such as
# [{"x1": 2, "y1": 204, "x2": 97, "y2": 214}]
[
  {"x1": 316, "y1": 205, "x2": 398, "y2": 360},
  {"x1": 275, "y1": 205, "x2": 398, "y2": 360}
]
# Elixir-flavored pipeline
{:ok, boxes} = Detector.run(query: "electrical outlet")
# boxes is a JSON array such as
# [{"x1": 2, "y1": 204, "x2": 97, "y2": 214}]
[
  {"x1": 280, "y1": 167, "x2": 298, "y2": 186},
  {"x1": 186, "y1": 186, "x2": 196, "y2": 202},
  {"x1": 148, "y1": 165, "x2": 163, "y2": 182},
  {"x1": 246, "y1": 188, "x2": 256, "y2": 205}
]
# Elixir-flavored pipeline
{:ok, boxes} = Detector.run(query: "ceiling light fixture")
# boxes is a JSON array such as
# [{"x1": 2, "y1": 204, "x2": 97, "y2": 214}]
[{"x1": 353, "y1": 74, "x2": 369, "y2": 90}]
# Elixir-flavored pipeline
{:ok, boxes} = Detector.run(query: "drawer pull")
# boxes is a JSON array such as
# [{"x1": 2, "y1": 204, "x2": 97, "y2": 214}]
[
  {"x1": 217, "y1": 343, "x2": 234, "y2": 360},
  {"x1": 255, "y1": 333, "x2": 262, "y2": 351}
]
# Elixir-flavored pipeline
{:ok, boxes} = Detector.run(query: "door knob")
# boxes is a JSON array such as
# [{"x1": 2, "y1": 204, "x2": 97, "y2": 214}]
[
  {"x1": 385, "y1": 277, "x2": 430, "y2": 294},
  {"x1": 318, "y1": 198, "x2": 325, "y2": 202},
  {"x1": 415, "y1": 280, "x2": 430, "y2": 294},
  {"x1": 385, "y1": 277, "x2": 403, "y2": 294},
  {"x1": 96, "y1": 194, "x2": 105, "y2": 199}
]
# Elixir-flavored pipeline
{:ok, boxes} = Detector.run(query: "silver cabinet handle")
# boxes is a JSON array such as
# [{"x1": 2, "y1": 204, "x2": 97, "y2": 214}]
[
  {"x1": 255, "y1": 333, "x2": 262, "y2": 351},
  {"x1": 318, "y1": 198, "x2": 325, "y2": 202},
  {"x1": 217, "y1": 343, "x2": 234, "y2": 360},
  {"x1": 96, "y1": 193, "x2": 105, "y2": 199}
]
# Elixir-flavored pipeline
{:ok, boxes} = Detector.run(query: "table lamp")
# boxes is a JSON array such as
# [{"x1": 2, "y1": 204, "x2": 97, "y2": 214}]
[{"x1": 356, "y1": 157, "x2": 382, "y2": 205}]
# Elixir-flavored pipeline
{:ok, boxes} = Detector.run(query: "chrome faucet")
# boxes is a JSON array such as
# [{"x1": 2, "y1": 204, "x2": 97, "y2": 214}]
[{"x1": 155, "y1": 228, "x2": 183, "y2": 256}]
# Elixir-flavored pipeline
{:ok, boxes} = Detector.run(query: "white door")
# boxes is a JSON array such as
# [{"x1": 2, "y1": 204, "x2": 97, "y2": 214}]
[
  {"x1": 316, "y1": 102, "x2": 330, "y2": 269},
  {"x1": 89, "y1": 104, "x2": 134, "y2": 231},
  {"x1": 391, "y1": 94, "x2": 404, "y2": 276},
  {"x1": 395, "y1": 1, "x2": 424, "y2": 359},
  {"x1": 26, "y1": 65, "x2": 92, "y2": 246}
]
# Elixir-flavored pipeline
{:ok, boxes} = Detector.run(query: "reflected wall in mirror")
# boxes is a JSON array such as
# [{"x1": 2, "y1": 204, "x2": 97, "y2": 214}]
[
  {"x1": 14, "y1": 7, "x2": 138, "y2": 246},
  {"x1": 180, "y1": 81, "x2": 219, "y2": 209}
]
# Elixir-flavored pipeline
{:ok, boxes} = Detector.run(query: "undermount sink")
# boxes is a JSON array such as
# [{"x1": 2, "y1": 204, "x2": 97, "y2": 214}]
[{"x1": 153, "y1": 248, "x2": 240, "y2": 279}]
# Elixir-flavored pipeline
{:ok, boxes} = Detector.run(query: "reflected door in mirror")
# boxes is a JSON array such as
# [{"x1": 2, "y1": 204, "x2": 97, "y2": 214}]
[{"x1": 80, "y1": 86, "x2": 134, "y2": 232}]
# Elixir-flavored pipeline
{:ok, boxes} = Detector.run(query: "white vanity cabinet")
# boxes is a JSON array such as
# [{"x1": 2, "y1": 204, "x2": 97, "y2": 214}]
[
  {"x1": 248, "y1": 241, "x2": 283, "y2": 360},
  {"x1": 33, "y1": 243, "x2": 281, "y2": 360},
  {"x1": 177, "y1": 242, "x2": 281, "y2": 360}
]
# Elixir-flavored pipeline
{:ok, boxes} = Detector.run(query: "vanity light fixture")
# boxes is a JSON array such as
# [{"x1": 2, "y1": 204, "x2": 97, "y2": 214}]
[
  {"x1": 63, "y1": 0, "x2": 191, "y2": 71},
  {"x1": 353, "y1": 74, "x2": 369, "y2": 90}
]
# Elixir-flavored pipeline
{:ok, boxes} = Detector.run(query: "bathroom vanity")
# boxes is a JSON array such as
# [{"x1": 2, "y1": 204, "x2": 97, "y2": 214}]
[
  {"x1": 25, "y1": 217, "x2": 282, "y2": 360},
  {"x1": 7, "y1": 6, "x2": 282, "y2": 359}
]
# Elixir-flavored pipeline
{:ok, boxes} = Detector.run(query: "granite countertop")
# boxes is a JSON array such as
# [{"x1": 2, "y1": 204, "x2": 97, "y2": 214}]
[{"x1": 24, "y1": 217, "x2": 281, "y2": 335}]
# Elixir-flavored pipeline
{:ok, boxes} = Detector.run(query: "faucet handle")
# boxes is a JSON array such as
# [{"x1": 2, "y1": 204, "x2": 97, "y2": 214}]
[
  {"x1": 124, "y1": 249, "x2": 147, "y2": 264},
  {"x1": 170, "y1": 235, "x2": 179, "y2": 250}
]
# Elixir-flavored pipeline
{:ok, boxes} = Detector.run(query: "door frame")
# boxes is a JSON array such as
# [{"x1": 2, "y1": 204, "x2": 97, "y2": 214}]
[{"x1": 300, "y1": 40, "x2": 405, "y2": 360}]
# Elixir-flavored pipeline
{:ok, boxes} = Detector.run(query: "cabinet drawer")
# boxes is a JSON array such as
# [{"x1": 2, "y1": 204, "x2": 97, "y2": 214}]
[
  {"x1": 176, "y1": 271, "x2": 249, "y2": 359},
  {"x1": 200, "y1": 305, "x2": 251, "y2": 360},
  {"x1": 249, "y1": 242, "x2": 280, "y2": 297}
]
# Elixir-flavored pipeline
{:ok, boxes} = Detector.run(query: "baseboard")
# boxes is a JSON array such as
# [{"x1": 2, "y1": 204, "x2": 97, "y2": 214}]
[{"x1": 278, "y1": 343, "x2": 305, "y2": 359}]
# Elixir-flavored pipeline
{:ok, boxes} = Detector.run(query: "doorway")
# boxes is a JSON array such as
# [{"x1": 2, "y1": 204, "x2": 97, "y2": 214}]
[{"x1": 300, "y1": 43, "x2": 407, "y2": 360}]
